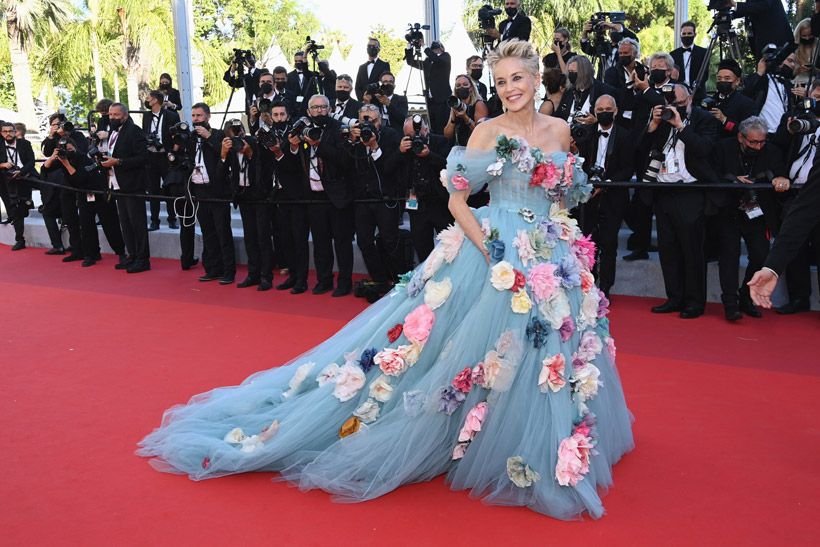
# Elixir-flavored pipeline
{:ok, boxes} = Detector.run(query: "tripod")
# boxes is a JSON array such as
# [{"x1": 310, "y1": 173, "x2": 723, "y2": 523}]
[
  {"x1": 691, "y1": 14, "x2": 743, "y2": 101},
  {"x1": 222, "y1": 61, "x2": 247, "y2": 129},
  {"x1": 403, "y1": 46, "x2": 432, "y2": 123}
]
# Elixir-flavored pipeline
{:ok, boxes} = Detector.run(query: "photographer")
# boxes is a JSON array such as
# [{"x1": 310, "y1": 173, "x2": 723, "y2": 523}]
[
  {"x1": 286, "y1": 51, "x2": 318, "y2": 118},
  {"x1": 542, "y1": 27, "x2": 574, "y2": 73},
  {"x1": 42, "y1": 137, "x2": 126, "y2": 267},
  {"x1": 581, "y1": 13, "x2": 638, "y2": 74},
  {"x1": 0, "y1": 121, "x2": 35, "y2": 251},
  {"x1": 730, "y1": 0, "x2": 793, "y2": 56},
  {"x1": 467, "y1": 56, "x2": 488, "y2": 101},
  {"x1": 444, "y1": 75, "x2": 488, "y2": 146},
  {"x1": 223, "y1": 49, "x2": 261, "y2": 113},
  {"x1": 362, "y1": 72, "x2": 408, "y2": 129},
  {"x1": 93, "y1": 99, "x2": 113, "y2": 136},
  {"x1": 576, "y1": 95, "x2": 636, "y2": 298},
  {"x1": 316, "y1": 60, "x2": 337, "y2": 104},
  {"x1": 555, "y1": 56, "x2": 616, "y2": 123},
  {"x1": 349, "y1": 103, "x2": 405, "y2": 292},
  {"x1": 744, "y1": 51, "x2": 795, "y2": 132},
  {"x1": 639, "y1": 84, "x2": 721, "y2": 318},
  {"x1": 398, "y1": 114, "x2": 453, "y2": 262},
  {"x1": 603, "y1": 38, "x2": 646, "y2": 129},
  {"x1": 331, "y1": 74, "x2": 361, "y2": 126},
  {"x1": 484, "y1": 0, "x2": 531, "y2": 43},
  {"x1": 142, "y1": 90, "x2": 181, "y2": 231},
  {"x1": 404, "y1": 36, "x2": 452, "y2": 133},
  {"x1": 219, "y1": 119, "x2": 272, "y2": 291},
  {"x1": 157, "y1": 73, "x2": 182, "y2": 112},
  {"x1": 250, "y1": 70, "x2": 295, "y2": 133},
  {"x1": 707, "y1": 59, "x2": 757, "y2": 141},
  {"x1": 355, "y1": 38, "x2": 391, "y2": 101},
  {"x1": 100, "y1": 103, "x2": 150, "y2": 273},
  {"x1": 539, "y1": 68, "x2": 567, "y2": 117},
  {"x1": 710, "y1": 116, "x2": 787, "y2": 320},
  {"x1": 670, "y1": 21, "x2": 707, "y2": 102}
]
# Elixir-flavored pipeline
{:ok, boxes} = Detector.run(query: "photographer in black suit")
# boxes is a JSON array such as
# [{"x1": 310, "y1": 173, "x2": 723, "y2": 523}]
[
  {"x1": 398, "y1": 114, "x2": 453, "y2": 262},
  {"x1": 316, "y1": 60, "x2": 337, "y2": 104},
  {"x1": 484, "y1": 0, "x2": 531, "y2": 42},
  {"x1": 638, "y1": 84, "x2": 721, "y2": 318},
  {"x1": 730, "y1": 0, "x2": 793, "y2": 55},
  {"x1": 250, "y1": 70, "x2": 296, "y2": 133},
  {"x1": 744, "y1": 52, "x2": 796, "y2": 132},
  {"x1": 158, "y1": 73, "x2": 182, "y2": 112},
  {"x1": 100, "y1": 103, "x2": 150, "y2": 273},
  {"x1": 331, "y1": 74, "x2": 361, "y2": 127},
  {"x1": 362, "y1": 72, "x2": 408, "y2": 129},
  {"x1": 223, "y1": 51, "x2": 262, "y2": 113},
  {"x1": 467, "y1": 56, "x2": 488, "y2": 101},
  {"x1": 404, "y1": 38, "x2": 452, "y2": 133},
  {"x1": 286, "y1": 51, "x2": 318, "y2": 118},
  {"x1": 707, "y1": 59, "x2": 757, "y2": 141},
  {"x1": 603, "y1": 38, "x2": 646, "y2": 129},
  {"x1": 577, "y1": 95, "x2": 636, "y2": 298},
  {"x1": 0, "y1": 121, "x2": 35, "y2": 251},
  {"x1": 355, "y1": 38, "x2": 391, "y2": 101},
  {"x1": 555, "y1": 56, "x2": 617, "y2": 122},
  {"x1": 142, "y1": 90, "x2": 181, "y2": 231},
  {"x1": 670, "y1": 21, "x2": 707, "y2": 102}
]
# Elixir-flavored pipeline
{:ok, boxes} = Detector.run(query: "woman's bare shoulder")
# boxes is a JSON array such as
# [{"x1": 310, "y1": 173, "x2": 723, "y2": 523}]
[{"x1": 465, "y1": 118, "x2": 503, "y2": 151}]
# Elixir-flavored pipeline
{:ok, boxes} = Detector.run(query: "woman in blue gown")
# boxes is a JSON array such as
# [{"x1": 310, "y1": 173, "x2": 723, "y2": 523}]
[{"x1": 138, "y1": 39, "x2": 634, "y2": 520}]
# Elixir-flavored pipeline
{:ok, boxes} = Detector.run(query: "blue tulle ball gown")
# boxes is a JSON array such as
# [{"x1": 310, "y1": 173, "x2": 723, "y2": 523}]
[{"x1": 138, "y1": 134, "x2": 634, "y2": 520}]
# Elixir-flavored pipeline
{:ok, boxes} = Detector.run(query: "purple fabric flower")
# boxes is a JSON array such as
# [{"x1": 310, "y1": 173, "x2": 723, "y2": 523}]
[
  {"x1": 559, "y1": 316, "x2": 575, "y2": 342},
  {"x1": 359, "y1": 348, "x2": 378, "y2": 373},
  {"x1": 406, "y1": 273, "x2": 426, "y2": 298},
  {"x1": 537, "y1": 220, "x2": 561, "y2": 248},
  {"x1": 525, "y1": 317, "x2": 549, "y2": 349},
  {"x1": 557, "y1": 255, "x2": 581, "y2": 289},
  {"x1": 489, "y1": 239, "x2": 506, "y2": 262},
  {"x1": 437, "y1": 385, "x2": 467, "y2": 415},
  {"x1": 597, "y1": 290, "x2": 610, "y2": 319}
]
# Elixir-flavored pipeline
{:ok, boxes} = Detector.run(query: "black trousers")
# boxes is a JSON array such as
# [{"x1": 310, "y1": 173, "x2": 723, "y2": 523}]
[
  {"x1": 146, "y1": 153, "x2": 176, "y2": 224},
  {"x1": 427, "y1": 99, "x2": 450, "y2": 135},
  {"x1": 0, "y1": 182, "x2": 10, "y2": 222},
  {"x1": 782, "y1": 193, "x2": 820, "y2": 301},
  {"x1": 59, "y1": 189, "x2": 83, "y2": 255},
  {"x1": 197, "y1": 201, "x2": 235, "y2": 278},
  {"x1": 715, "y1": 205, "x2": 770, "y2": 305},
  {"x1": 78, "y1": 195, "x2": 125, "y2": 258},
  {"x1": 43, "y1": 214, "x2": 62, "y2": 249},
  {"x1": 625, "y1": 190, "x2": 653, "y2": 252},
  {"x1": 270, "y1": 204, "x2": 286, "y2": 269},
  {"x1": 408, "y1": 198, "x2": 453, "y2": 263},
  {"x1": 355, "y1": 201, "x2": 404, "y2": 282},
  {"x1": 239, "y1": 201, "x2": 273, "y2": 282},
  {"x1": 654, "y1": 191, "x2": 706, "y2": 310},
  {"x1": 277, "y1": 202, "x2": 310, "y2": 285},
  {"x1": 116, "y1": 193, "x2": 150, "y2": 266},
  {"x1": 308, "y1": 200, "x2": 355, "y2": 289},
  {"x1": 589, "y1": 188, "x2": 630, "y2": 295}
]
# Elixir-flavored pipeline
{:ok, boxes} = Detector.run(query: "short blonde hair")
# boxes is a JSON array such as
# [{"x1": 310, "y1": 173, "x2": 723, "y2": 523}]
[{"x1": 486, "y1": 39, "x2": 540, "y2": 77}]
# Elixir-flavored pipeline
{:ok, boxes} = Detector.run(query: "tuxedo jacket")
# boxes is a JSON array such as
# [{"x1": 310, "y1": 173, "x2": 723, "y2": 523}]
[
  {"x1": 499, "y1": 13, "x2": 531, "y2": 42},
  {"x1": 670, "y1": 45, "x2": 707, "y2": 99},
  {"x1": 163, "y1": 87, "x2": 182, "y2": 111},
  {"x1": 355, "y1": 58, "x2": 391, "y2": 101},
  {"x1": 349, "y1": 125, "x2": 403, "y2": 199},
  {"x1": 404, "y1": 48, "x2": 452, "y2": 100},
  {"x1": 141, "y1": 108, "x2": 181, "y2": 149},
  {"x1": 743, "y1": 72, "x2": 793, "y2": 118},
  {"x1": 578, "y1": 123, "x2": 636, "y2": 183},
  {"x1": 1, "y1": 138, "x2": 36, "y2": 201},
  {"x1": 712, "y1": 91, "x2": 757, "y2": 140},
  {"x1": 733, "y1": 0, "x2": 793, "y2": 55},
  {"x1": 184, "y1": 128, "x2": 228, "y2": 198},
  {"x1": 108, "y1": 118, "x2": 148, "y2": 193},
  {"x1": 380, "y1": 94, "x2": 409, "y2": 129},
  {"x1": 331, "y1": 98, "x2": 363, "y2": 125},
  {"x1": 286, "y1": 70, "x2": 319, "y2": 116},
  {"x1": 710, "y1": 137, "x2": 788, "y2": 208},
  {"x1": 218, "y1": 136, "x2": 268, "y2": 199},
  {"x1": 603, "y1": 62, "x2": 647, "y2": 122}
]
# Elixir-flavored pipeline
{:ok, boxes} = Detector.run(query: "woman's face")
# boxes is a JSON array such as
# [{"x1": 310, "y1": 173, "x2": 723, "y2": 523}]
[{"x1": 493, "y1": 57, "x2": 537, "y2": 112}]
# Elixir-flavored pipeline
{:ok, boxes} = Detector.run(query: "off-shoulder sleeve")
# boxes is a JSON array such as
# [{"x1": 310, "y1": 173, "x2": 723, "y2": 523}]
[
  {"x1": 558, "y1": 152, "x2": 593, "y2": 210},
  {"x1": 444, "y1": 146, "x2": 497, "y2": 195}
]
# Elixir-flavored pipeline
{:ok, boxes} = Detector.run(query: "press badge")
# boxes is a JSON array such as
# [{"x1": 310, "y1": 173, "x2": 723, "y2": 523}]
[
  {"x1": 191, "y1": 167, "x2": 206, "y2": 184},
  {"x1": 405, "y1": 192, "x2": 419, "y2": 211},
  {"x1": 86, "y1": 193, "x2": 95, "y2": 202},
  {"x1": 296, "y1": 96, "x2": 304, "y2": 103},
  {"x1": 662, "y1": 158, "x2": 679, "y2": 175}
]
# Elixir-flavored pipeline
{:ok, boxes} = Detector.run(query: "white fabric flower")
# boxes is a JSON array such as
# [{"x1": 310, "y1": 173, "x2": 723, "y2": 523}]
[
  {"x1": 353, "y1": 398, "x2": 381, "y2": 423},
  {"x1": 239, "y1": 435, "x2": 264, "y2": 453},
  {"x1": 539, "y1": 290, "x2": 570, "y2": 330},
  {"x1": 481, "y1": 218, "x2": 492, "y2": 238},
  {"x1": 490, "y1": 261, "x2": 516, "y2": 291},
  {"x1": 223, "y1": 427, "x2": 246, "y2": 444},
  {"x1": 436, "y1": 225, "x2": 465, "y2": 263},
  {"x1": 439, "y1": 169, "x2": 449, "y2": 188},
  {"x1": 283, "y1": 361, "x2": 315, "y2": 398},
  {"x1": 259, "y1": 420, "x2": 280, "y2": 441},
  {"x1": 577, "y1": 288, "x2": 601, "y2": 330},
  {"x1": 506, "y1": 456, "x2": 541, "y2": 488},
  {"x1": 368, "y1": 375, "x2": 394, "y2": 402},
  {"x1": 573, "y1": 362, "x2": 602, "y2": 401},
  {"x1": 513, "y1": 230, "x2": 536, "y2": 267},
  {"x1": 332, "y1": 363, "x2": 366, "y2": 402},
  {"x1": 486, "y1": 159, "x2": 505, "y2": 176},
  {"x1": 316, "y1": 363, "x2": 341, "y2": 387},
  {"x1": 511, "y1": 289, "x2": 532, "y2": 314},
  {"x1": 483, "y1": 350, "x2": 512, "y2": 390},
  {"x1": 397, "y1": 341, "x2": 423, "y2": 366},
  {"x1": 424, "y1": 277, "x2": 453, "y2": 310},
  {"x1": 422, "y1": 246, "x2": 446, "y2": 281}
]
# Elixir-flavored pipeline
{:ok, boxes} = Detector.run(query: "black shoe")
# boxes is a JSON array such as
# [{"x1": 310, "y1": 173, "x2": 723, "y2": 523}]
[
  {"x1": 168, "y1": 220, "x2": 178, "y2": 230},
  {"x1": 11, "y1": 241, "x2": 25, "y2": 251},
  {"x1": 739, "y1": 295, "x2": 762, "y2": 318},
  {"x1": 257, "y1": 280, "x2": 273, "y2": 291},
  {"x1": 679, "y1": 308, "x2": 703, "y2": 319},
  {"x1": 276, "y1": 278, "x2": 297, "y2": 291},
  {"x1": 0, "y1": 218, "x2": 10, "y2": 225},
  {"x1": 148, "y1": 222, "x2": 160, "y2": 232},
  {"x1": 198, "y1": 273, "x2": 221, "y2": 282},
  {"x1": 62, "y1": 254, "x2": 83, "y2": 263},
  {"x1": 724, "y1": 305, "x2": 742, "y2": 322},
  {"x1": 647, "y1": 244, "x2": 659, "y2": 253},
  {"x1": 91, "y1": 253, "x2": 102, "y2": 261},
  {"x1": 218, "y1": 276, "x2": 235, "y2": 285},
  {"x1": 115, "y1": 255, "x2": 131, "y2": 270},
  {"x1": 181, "y1": 257, "x2": 200, "y2": 271},
  {"x1": 45, "y1": 247, "x2": 65, "y2": 255},
  {"x1": 81, "y1": 258, "x2": 97, "y2": 267},
  {"x1": 623, "y1": 250, "x2": 649, "y2": 261},
  {"x1": 290, "y1": 284, "x2": 308, "y2": 294},
  {"x1": 332, "y1": 285, "x2": 351, "y2": 297},
  {"x1": 651, "y1": 301, "x2": 683, "y2": 314},
  {"x1": 126, "y1": 263, "x2": 151, "y2": 274},
  {"x1": 237, "y1": 277, "x2": 260, "y2": 288},
  {"x1": 312, "y1": 283, "x2": 333, "y2": 295},
  {"x1": 775, "y1": 299, "x2": 810, "y2": 315}
]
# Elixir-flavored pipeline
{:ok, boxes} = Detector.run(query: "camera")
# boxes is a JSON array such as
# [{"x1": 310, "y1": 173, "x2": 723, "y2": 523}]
[
  {"x1": 787, "y1": 98, "x2": 820, "y2": 134},
  {"x1": 257, "y1": 125, "x2": 288, "y2": 149},
  {"x1": 478, "y1": 4, "x2": 502, "y2": 30},
  {"x1": 56, "y1": 138, "x2": 70, "y2": 159},
  {"x1": 58, "y1": 120, "x2": 74, "y2": 133},
  {"x1": 762, "y1": 42, "x2": 799, "y2": 79},
  {"x1": 642, "y1": 149, "x2": 666, "y2": 183},
  {"x1": 87, "y1": 145, "x2": 106, "y2": 167},
  {"x1": 169, "y1": 121, "x2": 192, "y2": 146},
  {"x1": 257, "y1": 97, "x2": 273, "y2": 115},
  {"x1": 289, "y1": 116, "x2": 323, "y2": 141},
  {"x1": 405, "y1": 23, "x2": 430, "y2": 47},
  {"x1": 304, "y1": 36, "x2": 325, "y2": 57},
  {"x1": 232, "y1": 48, "x2": 254, "y2": 66},
  {"x1": 146, "y1": 132, "x2": 163, "y2": 151},
  {"x1": 367, "y1": 81, "x2": 383, "y2": 99},
  {"x1": 700, "y1": 96, "x2": 720, "y2": 111},
  {"x1": 409, "y1": 114, "x2": 427, "y2": 155},
  {"x1": 359, "y1": 116, "x2": 379, "y2": 143},
  {"x1": 447, "y1": 95, "x2": 466, "y2": 112},
  {"x1": 707, "y1": 0, "x2": 732, "y2": 10},
  {"x1": 588, "y1": 164, "x2": 606, "y2": 182},
  {"x1": 570, "y1": 112, "x2": 595, "y2": 145}
]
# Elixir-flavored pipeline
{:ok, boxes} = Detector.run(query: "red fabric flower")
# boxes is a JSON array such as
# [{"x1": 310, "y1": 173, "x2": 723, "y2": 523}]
[
  {"x1": 452, "y1": 367, "x2": 473, "y2": 393},
  {"x1": 387, "y1": 324, "x2": 403, "y2": 343},
  {"x1": 530, "y1": 163, "x2": 549, "y2": 188},
  {"x1": 511, "y1": 269, "x2": 526, "y2": 292}
]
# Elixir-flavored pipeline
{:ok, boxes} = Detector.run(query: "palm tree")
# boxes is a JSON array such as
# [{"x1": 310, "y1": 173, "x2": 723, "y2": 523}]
[{"x1": 3, "y1": 0, "x2": 72, "y2": 125}]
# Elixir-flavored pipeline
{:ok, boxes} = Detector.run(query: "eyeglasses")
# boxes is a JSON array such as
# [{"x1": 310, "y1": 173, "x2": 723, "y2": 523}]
[
  {"x1": 308, "y1": 104, "x2": 330, "y2": 111},
  {"x1": 743, "y1": 136, "x2": 767, "y2": 146},
  {"x1": 1, "y1": 129, "x2": 15, "y2": 133}
]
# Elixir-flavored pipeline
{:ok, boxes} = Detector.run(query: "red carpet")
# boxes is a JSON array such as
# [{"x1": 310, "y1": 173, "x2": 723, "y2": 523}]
[{"x1": 2, "y1": 245, "x2": 819, "y2": 546}]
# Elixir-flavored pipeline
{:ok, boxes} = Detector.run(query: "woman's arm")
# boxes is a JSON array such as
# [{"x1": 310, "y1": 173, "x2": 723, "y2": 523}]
[
  {"x1": 539, "y1": 98, "x2": 555, "y2": 116},
  {"x1": 473, "y1": 100, "x2": 489, "y2": 123}
]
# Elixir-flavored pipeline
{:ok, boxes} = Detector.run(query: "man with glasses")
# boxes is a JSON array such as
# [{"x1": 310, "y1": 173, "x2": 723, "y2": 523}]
[
  {"x1": 0, "y1": 122, "x2": 35, "y2": 250},
  {"x1": 362, "y1": 72, "x2": 407, "y2": 129}
]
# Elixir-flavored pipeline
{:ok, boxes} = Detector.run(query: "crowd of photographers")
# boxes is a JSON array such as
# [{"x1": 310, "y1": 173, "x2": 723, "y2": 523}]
[{"x1": 0, "y1": 0, "x2": 818, "y2": 316}]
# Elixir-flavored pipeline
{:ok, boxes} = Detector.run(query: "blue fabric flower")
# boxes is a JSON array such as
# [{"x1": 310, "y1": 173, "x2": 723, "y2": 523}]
[
  {"x1": 489, "y1": 239, "x2": 506, "y2": 262},
  {"x1": 359, "y1": 348, "x2": 378, "y2": 373},
  {"x1": 525, "y1": 317, "x2": 550, "y2": 349},
  {"x1": 437, "y1": 385, "x2": 467, "y2": 415},
  {"x1": 537, "y1": 220, "x2": 561, "y2": 249},
  {"x1": 557, "y1": 256, "x2": 581, "y2": 289},
  {"x1": 403, "y1": 390, "x2": 426, "y2": 417},
  {"x1": 406, "y1": 273, "x2": 426, "y2": 298}
]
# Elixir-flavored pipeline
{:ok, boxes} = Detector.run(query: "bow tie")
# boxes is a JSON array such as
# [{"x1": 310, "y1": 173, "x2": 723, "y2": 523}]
[
  {"x1": 337, "y1": 101, "x2": 345, "y2": 108},
  {"x1": 682, "y1": 47, "x2": 692, "y2": 52},
  {"x1": 598, "y1": 131, "x2": 609, "y2": 137}
]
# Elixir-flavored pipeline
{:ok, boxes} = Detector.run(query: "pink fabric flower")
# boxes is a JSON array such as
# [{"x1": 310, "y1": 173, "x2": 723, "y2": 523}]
[
  {"x1": 471, "y1": 363, "x2": 486, "y2": 387},
  {"x1": 530, "y1": 162, "x2": 549, "y2": 188},
  {"x1": 543, "y1": 160, "x2": 559, "y2": 189},
  {"x1": 374, "y1": 348, "x2": 407, "y2": 377},
  {"x1": 452, "y1": 442, "x2": 469, "y2": 460},
  {"x1": 574, "y1": 234, "x2": 596, "y2": 270},
  {"x1": 559, "y1": 316, "x2": 575, "y2": 342},
  {"x1": 403, "y1": 304, "x2": 435, "y2": 344},
  {"x1": 457, "y1": 402, "x2": 488, "y2": 442},
  {"x1": 527, "y1": 263, "x2": 559, "y2": 302},
  {"x1": 555, "y1": 432, "x2": 594, "y2": 486},
  {"x1": 605, "y1": 336, "x2": 617, "y2": 361},
  {"x1": 580, "y1": 270, "x2": 595, "y2": 293},
  {"x1": 452, "y1": 367, "x2": 473, "y2": 393},
  {"x1": 562, "y1": 154, "x2": 576, "y2": 186},
  {"x1": 451, "y1": 174, "x2": 469, "y2": 190},
  {"x1": 538, "y1": 353, "x2": 566, "y2": 393}
]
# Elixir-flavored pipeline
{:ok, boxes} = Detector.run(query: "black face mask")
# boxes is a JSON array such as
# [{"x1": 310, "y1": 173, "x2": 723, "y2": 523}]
[
  {"x1": 681, "y1": 36, "x2": 695, "y2": 47},
  {"x1": 192, "y1": 121, "x2": 210, "y2": 130},
  {"x1": 108, "y1": 118, "x2": 122, "y2": 131},
  {"x1": 742, "y1": 145, "x2": 762, "y2": 158},
  {"x1": 505, "y1": 7, "x2": 517, "y2": 17},
  {"x1": 554, "y1": 40, "x2": 565, "y2": 49},
  {"x1": 800, "y1": 38, "x2": 815, "y2": 46},
  {"x1": 260, "y1": 83, "x2": 273, "y2": 95},
  {"x1": 159, "y1": 82, "x2": 170, "y2": 90},
  {"x1": 618, "y1": 55, "x2": 633, "y2": 67},
  {"x1": 650, "y1": 69, "x2": 668, "y2": 85},
  {"x1": 776, "y1": 65, "x2": 794, "y2": 80},
  {"x1": 470, "y1": 69, "x2": 483, "y2": 80},
  {"x1": 336, "y1": 90, "x2": 350, "y2": 102},
  {"x1": 596, "y1": 111, "x2": 615, "y2": 127},
  {"x1": 716, "y1": 81, "x2": 734, "y2": 96},
  {"x1": 275, "y1": 81, "x2": 286, "y2": 90},
  {"x1": 676, "y1": 106, "x2": 688, "y2": 120},
  {"x1": 295, "y1": 61, "x2": 307, "y2": 71},
  {"x1": 381, "y1": 84, "x2": 395, "y2": 95},
  {"x1": 366, "y1": 46, "x2": 379, "y2": 57},
  {"x1": 143, "y1": 100, "x2": 151, "y2": 109},
  {"x1": 272, "y1": 121, "x2": 289, "y2": 131},
  {"x1": 312, "y1": 114, "x2": 329, "y2": 127},
  {"x1": 567, "y1": 71, "x2": 578, "y2": 85},
  {"x1": 455, "y1": 87, "x2": 470, "y2": 100}
]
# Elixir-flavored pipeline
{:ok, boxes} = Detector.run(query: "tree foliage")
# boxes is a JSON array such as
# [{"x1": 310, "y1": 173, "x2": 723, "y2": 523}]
[{"x1": 368, "y1": 24, "x2": 407, "y2": 74}]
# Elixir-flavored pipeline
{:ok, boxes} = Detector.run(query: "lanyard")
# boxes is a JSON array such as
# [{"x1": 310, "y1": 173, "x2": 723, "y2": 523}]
[
  {"x1": 151, "y1": 113, "x2": 163, "y2": 134},
  {"x1": 770, "y1": 76, "x2": 788, "y2": 112},
  {"x1": 7, "y1": 146, "x2": 17, "y2": 166}
]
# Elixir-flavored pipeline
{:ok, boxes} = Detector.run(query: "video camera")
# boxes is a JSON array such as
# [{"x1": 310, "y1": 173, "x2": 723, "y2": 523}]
[
  {"x1": 405, "y1": 23, "x2": 430, "y2": 49},
  {"x1": 587, "y1": 11, "x2": 626, "y2": 57},
  {"x1": 289, "y1": 116, "x2": 323, "y2": 141},
  {"x1": 304, "y1": 36, "x2": 324, "y2": 59},
  {"x1": 228, "y1": 49, "x2": 256, "y2": 87},
  {"x1": 788, "y1": 98, "x2": 820, "y2": 134},
  {"x1": 168, "y1": 121, "x2": 192, "y2": 147},
  {"x1": 410, "y1": 114, "x2": 427, "y2": 155},
  {"x1": 762, "y1": 42, "x2": 799, "y2": 80},
  {"x1": 478, "y1": 4, "x2": 502, "y2": 29}
]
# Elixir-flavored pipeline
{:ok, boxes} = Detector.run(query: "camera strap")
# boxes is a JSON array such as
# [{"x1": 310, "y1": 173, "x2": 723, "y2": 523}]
[
  {"x1": 6, "y1": 146, "x2": 20, "y2": 168},
  {"x1": 151, "y1": 113, "x2": 163, "y2": 138},
  {"x1": 790, "y1": 134, "x2": 817, "y2": 184}
]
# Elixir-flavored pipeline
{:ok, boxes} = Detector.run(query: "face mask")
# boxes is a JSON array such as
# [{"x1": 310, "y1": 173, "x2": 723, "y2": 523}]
[
  {"x1": 618, "y1": 55, "x2": 633, "y2": 67},
  {"x1": 567, "y1": 71, "x2": 578, "y2": 85},
  {"x1": 455, "y1": 87, "x2": 470, "y2": 100},
  {"x1": 801, "y1": 38, "x2": 814, "y2": 46},
  {"x1": 192, "y1": 121, "x2": 210, "y2": 129},
  {"x1": 144, "y1": 100, "x2": 151, "y2": 109},
  {"x1": 505, "y1": 7, "x2": 517, "y2": 17},
  {"x1": 716, "y1": 81, "x2": 734, "y2": 95},
  {"x1": 336, "y1": 90, "x2": 350, "y2": 102},
  {"x1": 676, "y1": 106, "x2": 688, "y2": 120},
  {"x1": 650, "y1": 69, "x2": 668, "y2": 85},
  {"x1": 272, "y1": 121, "x2": 289, "y2": 131},
  {"x1": 381, "y1": 84, "x2": 395, "y2": 95},
  {"x1": 742, "y1": 145, "x2": 761, "y2": 158},
  {"x1": 312, "y1": 114, "x2": 329, "y2": 126},
  {"x1": 610, "y1": 32, "x2": 623, "y2": 43},
  {"x1": 108, "y1": 118, "x2": 122, "y2": 130},
  {"x1": 777, "y1": 65, "x2": 794, "y2": 79},
  {"x1": 367, "y1": 46, "x2": 379, "y2": 57},
  {"x1": 470, "y1": 69, "x2": 483, "y2": 80},
  {"x1": 260, "y1": 83, "x2": 273, "y2": 95},
  {"x1": 296, "y1": 62, "x2": 307, "y2": 71},
  {"x1": 159, "y1": 82, "x2": 170, "y2": 90},
  {"x1": 596, "y1": 111, "x2": 615, "y2": 127},
  {"x1": 554, "y1": 40, "x2": 564, "y2": 48},
  {"x1": 681, "y1": 36, "x2": 694, "y2": 47}
]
